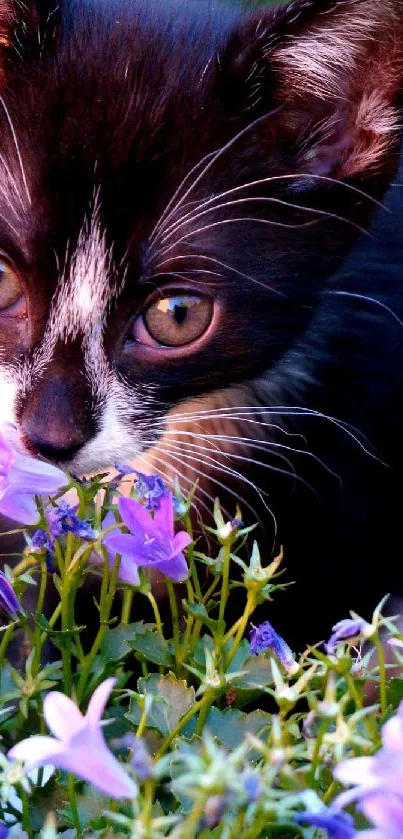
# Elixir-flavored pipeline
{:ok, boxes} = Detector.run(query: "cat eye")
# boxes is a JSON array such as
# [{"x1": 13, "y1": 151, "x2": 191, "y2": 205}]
[
  {"x1": 0, "y1": 259, "x2": 24, "y2": 313},
  {"x1": 136, "y1": 293, "x2": 214, "y2": 348}
]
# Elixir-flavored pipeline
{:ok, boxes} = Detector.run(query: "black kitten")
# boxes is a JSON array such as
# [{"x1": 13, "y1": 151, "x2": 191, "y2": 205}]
[{"x1": 0, "y1": 0, "x2": 402, "y2": 645}]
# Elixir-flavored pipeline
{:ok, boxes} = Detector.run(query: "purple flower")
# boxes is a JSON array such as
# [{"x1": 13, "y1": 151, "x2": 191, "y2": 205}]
[
  {"x1": 104, "y1": 494, "x2": 190, "y2": 583},
  {"x1": 242, "y1": 772, "x2": 261, "y2": 803},
  {"x1": 0, "y1": 423, "x2": 66, "y2": 525},
  {"x1": 0, "y1": 571, "x2": 24, "y2": 620},
  {"x1": 325, "y1": 618, "x2": 373, "y2": 655},
  {"x1": 296, "y1": 809, "x2": 355, "y2": 839},
  {"x1": 92, "y1": 510, "x2": 140, "y2": 586},
  {"x1": 48, "y1": 501, "x2": 98, "y2": 541},
  {"x1": 249, "y1": 621, "x2": 298, "y2": 673},
  {"x1": 8, "y1": 678, "x2": 137, "y2": 801},
  {"x1": 134, "y1": 471, "x2": 168, "y2": 511},
  {"x1": 0, "y1": 825, "x2": 8, "y2": 839},
  {"x1": 334, "y1": 700, "x2": 403, "y2": 836},
  {"x1": 112, "y1": 466, "x2": 169, "y2": 511},
  {"x1": 114, "y1": 734, "x2": 153, "y2": 781},
  {"x1": 296, "y1": 791, "x2": 355, "y2": 839}
]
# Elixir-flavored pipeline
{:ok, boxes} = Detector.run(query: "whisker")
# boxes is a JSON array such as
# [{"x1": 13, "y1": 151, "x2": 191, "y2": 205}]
[
  {"x1": 161, "y1": 436, "x2": 319, "y2": 497},
  {"x1": 155, "y1": 216, "x2": 321, "y2": 263},
  {"x1": 0, "y1": 152, "x2": 26, "y2": 213},
  {"x1": 154, "y1": 438, "x2": 277, "y2": 537},
  {"x1": 327, "y1": 290, "x2": 403, "y2": 330},
  {"x1": 0, "y1": 212, "x2": 21, "y2": 239},
  {"x1": 168, "y1": 406, "x2": 383, "y2": 462},
  {"x1": 165, "y1": 428, "x2": 341, "y2": 487},
  {"x1": 0, "y1": 95, "x2": 31, "y2": 206},
  {"x1": 152, "y1": 253, "x2": 279, "y2": 294},
  {"x1": 158, "y1": 195, "x2": 369, "y2": 248},
  {"x1": 149, "y1": 107, "x2": 281, "y2": 244}
]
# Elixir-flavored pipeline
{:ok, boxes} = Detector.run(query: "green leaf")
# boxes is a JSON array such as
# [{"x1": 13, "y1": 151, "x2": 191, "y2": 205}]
[
  {"x1": 128, "y1": 630, "x2": 174, "y2": 666},
  {"x1": 233, "y1": 655, "x2": 272, "y2": 690},
  {"x1": 386, "y1": 677, "x2": 403, "y2": 709},
  {"x1": 126, "y1": 672, "x2": 195, "y2": 737},
  {"x1": 204, "y1": 707, "x2": 271, "y2": 749},
  {"x1": 183, "y1": 601, "x2": 220, "y2": 632},
  {"x1": 101, "y1": 622, "x2": 151, "y2": 661}
]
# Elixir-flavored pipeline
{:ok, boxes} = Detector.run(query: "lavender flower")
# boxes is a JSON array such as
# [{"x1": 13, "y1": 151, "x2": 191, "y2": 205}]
[
  {"x1": 296, "y1": 791, "x2": 355, "y2": 839},
  {"x1": 134, "y1": 471, "x2": 168, "y2": 511},
  {"x1": 0, "y1": 571, "x2": 24, "y2": 620},
  {"x1": 0, "y1": 825, "x2": 8, "y2": 839},
  {"x1": 0, "y1": 423, "x2": 66, "y2": 525},
  {"x1": 48, "y1": 501, "x2": 98, "y2": 541},
  {"x1": 8, "y1": 678, "x2": 137, "y2": 800},
  {"x1": 113, "y1": 466, "x2": 169, "y2": 511},
  {"x1": 29, "y1": 529, "x2": 55, "y2": 569},
  {"x1": 114, "y1": 734, "x2": 153, "y2": 781},
  {"x1": 334, "y1": 699, "x2": 403, "y2": 836},
  {"x1": 249, "y1": 621, "x2": 298, "y2": 673},
  {"x1": 325, "y1": 617, "x2": 373, "y2": 655},
  {"x1": 104, "y1": 494, "x2": 190, "y2": 583},
  {"x1": 296, "y1": 808, "x2": 355, "y2": 839},
  {"x1": 242, "y1": 772, "x2": 261, "y2": 803}
]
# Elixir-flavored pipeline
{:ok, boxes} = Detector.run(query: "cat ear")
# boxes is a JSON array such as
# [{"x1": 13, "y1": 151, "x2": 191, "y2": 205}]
[{"x1": 219, "y1": 0, "x2": 403, "y2": 178}]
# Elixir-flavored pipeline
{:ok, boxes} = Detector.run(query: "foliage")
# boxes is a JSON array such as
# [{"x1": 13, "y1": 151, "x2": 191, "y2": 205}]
[{"x1": 0, "y1": 426, "x2": 402, "y2": 839}]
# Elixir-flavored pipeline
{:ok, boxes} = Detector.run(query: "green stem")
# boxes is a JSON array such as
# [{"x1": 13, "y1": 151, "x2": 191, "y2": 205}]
[
  {"x1": 308, "y1": 718, "x2": 329, "y2": 787},
  {"x1": 218, "y1": 540, "x2": 231, "y2": 632},
  {"x1": 121, "y1": 588, "x2": 134, "y2": 625},
  {"x1": 76, "y1": 624, "x2": 107, "y2": 702},
  {"x1": 185, "y1": 514, "x2": 202, "y2": 601},
  {"x1": 225, "y1": 592, "x2": 256, "y2": 668},
  {"x1": 166, "y1": 580, "x2": 180, "y2": 656},
  {"x1": 67, "y1": 772, "x2": 81, "y2": 836},
  {"x1": 146, "y1": 591, "x2": 164, "y2": 636},
  {"x1": 375, "y1": 632, "x2": 387, "y2": 715},
  {"x1": 20, "y1": 785, "x2": 33, "y2": 838},
  {"x1": 61, "y1": 576, "x2": 72, "y2": 696},
  {"x1": 32, "y1": 560, "x2": 49, "y2": 675}
]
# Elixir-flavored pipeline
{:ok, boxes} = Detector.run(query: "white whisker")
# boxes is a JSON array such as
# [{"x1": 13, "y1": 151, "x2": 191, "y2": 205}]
[
  {"x1": 328, "y1": 290, "x2": 403, "y2": 330},
  {"x1": 0, "y1": 95, "x2": 31, "y2": 207}
]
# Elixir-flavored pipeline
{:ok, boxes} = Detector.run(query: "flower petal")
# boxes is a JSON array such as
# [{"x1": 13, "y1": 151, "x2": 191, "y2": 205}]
[
  {"x1": 43, "y1": 691, "x2": 84, "y2": 740},
  {"x1": 155, "y1": 551, "x2": 189, "y2": 582},
  {"x1": 382, "y1": 715, "x2": 403, "y2": 750},
  {"x1": 359, "y1": 791, "x2": 403, "y2": 830},
  {"x1": 0, "y1": 488, "x2": 40, "y2": 525},
  {"x1": 171, "y1": 531, "x2": 192, "y2": 554},
  {"x1": 116, "y1": 556, "x2": 140, "y2": 586},
  {"x1": 104, "y1": 532, "x2": 150, "y2": 560},
  {"x1": 7, "y1": 456, "x2": 66, "y2": 495},
  {"x1": 118, "y1": 496, "x2": 159, "y2": 540},
  {"x1": 153, "y1": 494, "x2": 174, "y2": 539},
  {"x1": 8, "y1": 735, "x2": 66, "y2": 766},
  {"x1": 85, "y1": 678, "x2": 116, "y2": 728},
  {"x1": 334, "y1": 756, "x2": 376, "y2": 787},
  {"x1": 66, "y1": 727, "x2": 138, "y2": 800}
]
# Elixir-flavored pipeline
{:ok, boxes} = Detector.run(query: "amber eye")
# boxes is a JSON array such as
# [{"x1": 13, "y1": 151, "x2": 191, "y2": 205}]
[
  {"x1": 141, "y1": 293, "x2": 214, "y2": 347},
  {"x1": 0, "y1": 260, "x2": 23, "y2": 311}
]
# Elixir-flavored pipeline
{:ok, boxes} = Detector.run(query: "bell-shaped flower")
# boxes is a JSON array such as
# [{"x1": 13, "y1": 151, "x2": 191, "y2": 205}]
[
  {"x1": 0, "y1": 424, "x2": 66, "y2": 525},
  {"x1": 8, "y1": 678, "x2": 137, "y2": 800},
  {"x1": 104, "y1": 494, "x2": 190, "y2": 583}
]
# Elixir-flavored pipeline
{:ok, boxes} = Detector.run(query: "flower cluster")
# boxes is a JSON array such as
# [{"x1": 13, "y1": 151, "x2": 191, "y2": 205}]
[{"x1": 0, "y1": 421, "x2": 401, "y2": 839}]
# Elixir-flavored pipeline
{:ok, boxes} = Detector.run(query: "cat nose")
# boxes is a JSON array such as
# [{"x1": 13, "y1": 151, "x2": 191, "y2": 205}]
[
  {"x1": 21, "y1": 422, "x2": 91, "y2": 463},
  {"x1": 20, "y1": 376, "x2": 94, "y2": 464},
  {"x1": 22, "y1": 429, "x2": 88, "y2": 463}
]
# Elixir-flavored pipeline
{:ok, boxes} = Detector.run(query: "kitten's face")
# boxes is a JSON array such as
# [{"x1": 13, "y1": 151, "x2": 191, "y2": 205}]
[{"x1": 0, "y1": 0, "x2": 401, "y2": 482}]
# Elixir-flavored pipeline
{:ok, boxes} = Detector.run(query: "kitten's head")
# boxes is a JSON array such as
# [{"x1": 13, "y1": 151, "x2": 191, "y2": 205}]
[{"x1": 0, "y1": 0, "x2": 401, "y2": 486}]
